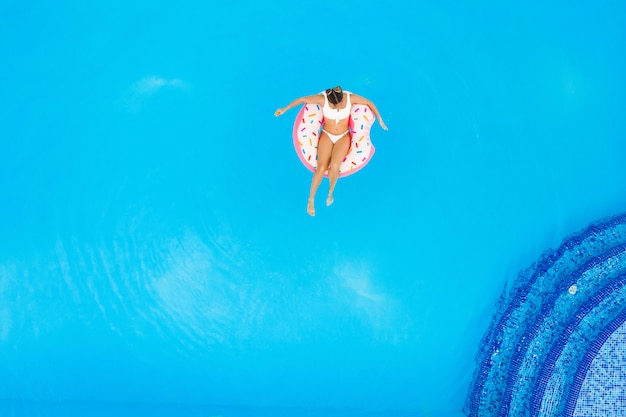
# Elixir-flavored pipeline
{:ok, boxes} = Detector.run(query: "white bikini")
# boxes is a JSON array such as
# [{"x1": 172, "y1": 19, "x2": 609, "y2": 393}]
[{"x1": 321, "y1": 91, "x2": 351, "y2": 144}]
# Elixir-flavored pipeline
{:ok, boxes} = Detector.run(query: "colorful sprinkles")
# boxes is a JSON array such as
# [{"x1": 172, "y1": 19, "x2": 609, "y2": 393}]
[{"x1": 292, "y1": 101, "x2": 376, "y2": 178}]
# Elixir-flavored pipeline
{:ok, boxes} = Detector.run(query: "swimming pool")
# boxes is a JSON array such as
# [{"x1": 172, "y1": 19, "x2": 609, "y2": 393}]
[{"x1": 1, "y1": 1, "x2": 625, "y2": 416}]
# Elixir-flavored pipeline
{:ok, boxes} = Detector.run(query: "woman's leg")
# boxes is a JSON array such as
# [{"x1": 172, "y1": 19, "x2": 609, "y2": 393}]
[
  {"x1": 326, "y1": 134, "x2": 351, "y2": 206},
  {"x1": 307, "y1": 134, "x2": 333, "y2": 216}
]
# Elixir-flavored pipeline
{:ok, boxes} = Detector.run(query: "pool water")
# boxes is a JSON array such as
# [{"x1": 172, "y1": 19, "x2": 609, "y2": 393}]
[{"x1": 1, "y1": 1, "x2": 625, "y2": 416}]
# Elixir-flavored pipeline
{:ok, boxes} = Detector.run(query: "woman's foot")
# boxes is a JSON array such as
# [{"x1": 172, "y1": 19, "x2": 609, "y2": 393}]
[
  {"x1": 307, "y1": 198, "x2": 315, "y2": 216},
  {"x1": 326, "y1": 193, "x2": 334, "y2": 207}
]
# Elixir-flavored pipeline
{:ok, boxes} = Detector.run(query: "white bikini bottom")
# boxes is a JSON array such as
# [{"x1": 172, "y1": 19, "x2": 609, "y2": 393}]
[{"x1": 322, "y1": 129, "x2": 349, "y2": 144}]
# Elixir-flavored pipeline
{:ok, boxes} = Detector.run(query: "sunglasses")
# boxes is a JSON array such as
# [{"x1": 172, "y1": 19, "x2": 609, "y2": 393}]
[{"x1": 326, "y1": 86, "x2": 342, "y2": 95}]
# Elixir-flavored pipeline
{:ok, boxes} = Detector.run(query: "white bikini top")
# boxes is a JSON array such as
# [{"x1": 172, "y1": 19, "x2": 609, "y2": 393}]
[{"x1": 321, "y1": 91, "x2": 351, "y2": 123}]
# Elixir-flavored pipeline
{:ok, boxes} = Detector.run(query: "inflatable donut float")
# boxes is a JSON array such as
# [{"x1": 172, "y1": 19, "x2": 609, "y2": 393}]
[{"x1": 292, "y1": 102, "x2": 376, "y2": 178}]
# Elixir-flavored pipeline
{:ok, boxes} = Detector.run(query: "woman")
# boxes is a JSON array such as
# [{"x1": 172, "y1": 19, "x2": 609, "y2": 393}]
[{"x1": 275, "y1": 86, "x2": 387, "y2": 216}]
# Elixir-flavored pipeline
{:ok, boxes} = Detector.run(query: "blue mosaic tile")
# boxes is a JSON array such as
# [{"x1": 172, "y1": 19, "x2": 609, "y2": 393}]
[
  {"x1": 465, "y1": 213, "x2": 626, "y2": 417},
  {"x1": 569, "y1": 310, "x2": 626, "y2": 417}
]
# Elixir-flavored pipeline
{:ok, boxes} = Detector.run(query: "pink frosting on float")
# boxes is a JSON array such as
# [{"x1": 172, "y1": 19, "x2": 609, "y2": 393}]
[{"x1": 292, "y1": 103, "x2": 376, "y2": 178}]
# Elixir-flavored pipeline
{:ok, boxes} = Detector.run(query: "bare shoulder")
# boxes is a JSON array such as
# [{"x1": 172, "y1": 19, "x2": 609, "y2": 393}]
[
  {"x1": 350, "y1": 93, "x2": 372, "y2": 105},
  {"x1": 303, "y1": 94, "x2": 324, "y2": 105}
]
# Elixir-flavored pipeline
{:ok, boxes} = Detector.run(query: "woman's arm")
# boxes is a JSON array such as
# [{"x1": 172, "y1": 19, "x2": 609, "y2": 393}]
[
  {"x1": 351, "y1": 94, "x2": 388, "y2": 130},
  {"x1": 275, "y1": 94, "x2": 324, "y2": 117}
]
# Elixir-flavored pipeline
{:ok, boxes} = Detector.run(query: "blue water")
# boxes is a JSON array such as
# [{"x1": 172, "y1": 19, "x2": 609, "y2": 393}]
[{"x1": 1, "y1": 1, "x2": 625, "y2": 416}]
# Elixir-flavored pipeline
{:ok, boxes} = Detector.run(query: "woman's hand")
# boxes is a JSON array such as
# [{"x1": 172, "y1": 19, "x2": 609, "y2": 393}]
[
  {"x1": 274, "y1": 108, "x2": 286, "y2": 117},
  {"x1": 379, "y1": 119, "x2": 388, "y2": 131}
]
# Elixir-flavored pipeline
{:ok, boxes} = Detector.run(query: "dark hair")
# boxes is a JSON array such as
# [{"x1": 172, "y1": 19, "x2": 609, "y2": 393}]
[{"x1": 326, "y1": 86, "x2": 343, "y2": 105}]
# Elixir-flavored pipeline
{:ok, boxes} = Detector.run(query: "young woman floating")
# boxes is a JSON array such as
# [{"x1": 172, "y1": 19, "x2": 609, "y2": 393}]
[{"x1": 275, "y1": 86, "x2": 387, "y2": 216}]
